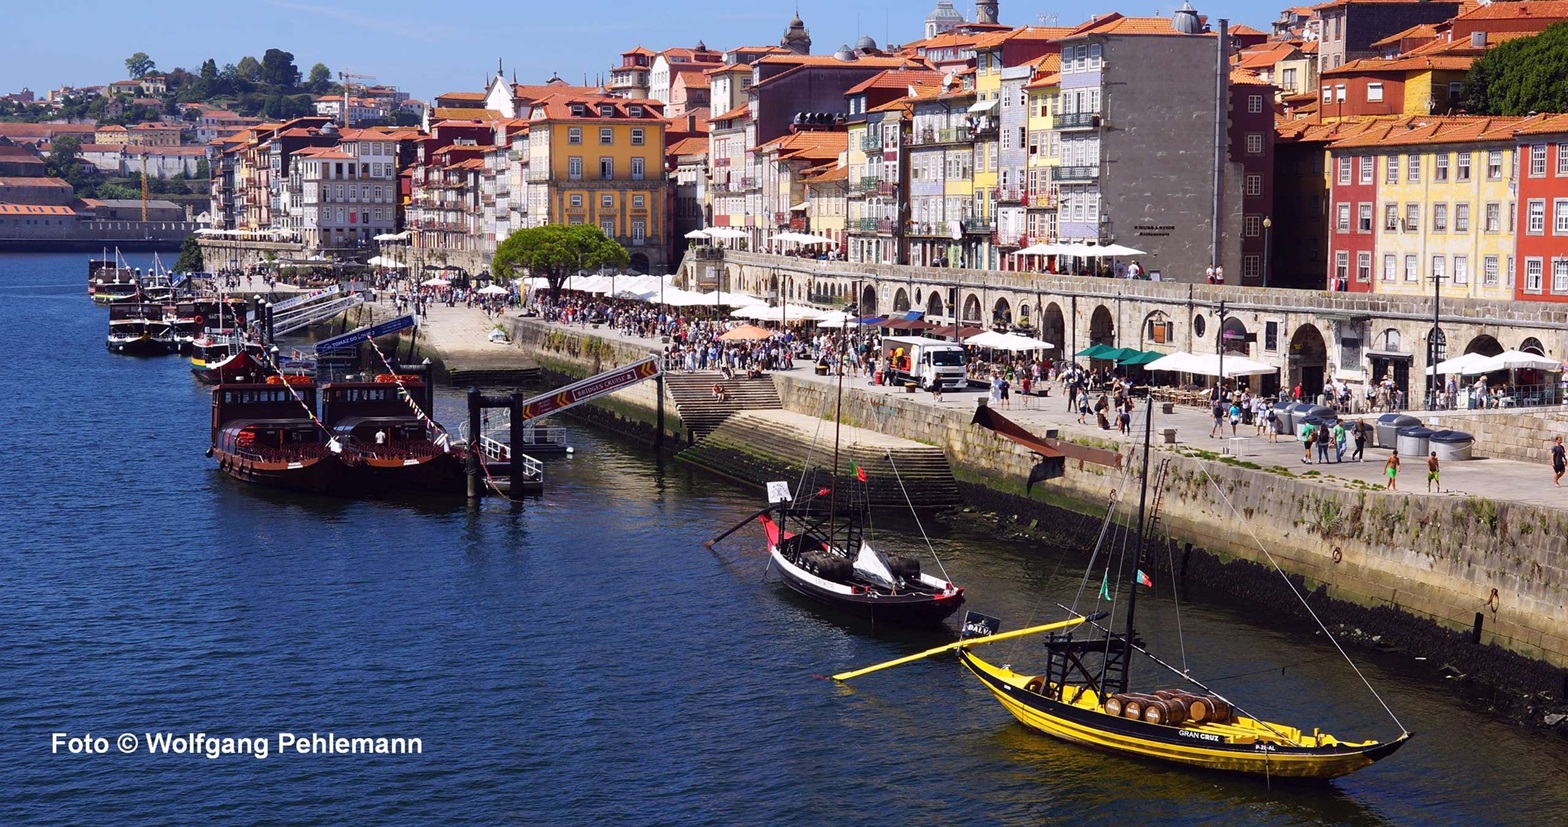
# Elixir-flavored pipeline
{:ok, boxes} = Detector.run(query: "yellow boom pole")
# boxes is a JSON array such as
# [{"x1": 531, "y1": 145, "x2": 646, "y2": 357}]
[{"x1": 831, "y1": 615, "x2": 1094, "y2": 682}]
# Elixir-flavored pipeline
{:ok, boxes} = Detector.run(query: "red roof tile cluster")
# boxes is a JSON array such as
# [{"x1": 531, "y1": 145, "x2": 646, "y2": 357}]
[{"x1": 528, "y1": 93, "x2": 665, "y2": 121}]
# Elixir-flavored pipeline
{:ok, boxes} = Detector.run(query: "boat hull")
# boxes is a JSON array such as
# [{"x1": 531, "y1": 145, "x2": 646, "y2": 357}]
[
  {"x1": 770, "y1": 547, "x2": 964, "y2": 628},
  {"x1": 214, "y1": 450, "x2": 343, "y2": 494},
  {"x1": 107, "y1": 336, "x2": 174, "y2": 357},
  {"x1": 959, "y1": 650, "x2": 1407, "y2": 780}
]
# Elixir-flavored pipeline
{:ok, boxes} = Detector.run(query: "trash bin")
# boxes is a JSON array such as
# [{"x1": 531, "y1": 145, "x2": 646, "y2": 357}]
[
  {"x1": 1308, "y1": 405, "x2": 1338, "y2": 424},
  {"x1": 1271, "y1": 400, "x2": 1293, "y2": 434},
  {"x1": 1429, "y1": 430, "x2": 1475, "y2": 461},
  {"x1": 1376, "y1": 414, "x2": 1421, "y2": 449},
  {"x1": 1287, "y1": 403, "x2": 1315, "y2": 434},
  {"x1": 1396, "y1": 425, "x2": 1435, "y2": 457}
]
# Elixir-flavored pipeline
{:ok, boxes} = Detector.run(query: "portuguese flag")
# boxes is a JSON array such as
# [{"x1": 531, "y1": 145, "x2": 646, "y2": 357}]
[{"x1": 851, "y1": 461, "x2": 867, "y2": 482}]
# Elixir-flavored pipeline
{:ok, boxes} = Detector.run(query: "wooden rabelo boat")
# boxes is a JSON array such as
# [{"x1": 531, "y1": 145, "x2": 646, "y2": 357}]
[
  {"x1": 209, "y1": 379, "x2": 341, "y2": 493},
  {"x1": 320, "y1": 371, "x2": 464, "y2": 495},
  {"x1": 709, "y1": 321, "x2": 964, "y2": 628},
  {"x1": 837, "y1": 401, "x2": 1409, "y2": 780}
]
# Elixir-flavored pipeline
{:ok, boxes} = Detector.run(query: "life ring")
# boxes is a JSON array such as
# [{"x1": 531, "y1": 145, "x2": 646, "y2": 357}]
[
  {"x1": 1331, "y1": 547, "x2": 1343, "y2": 564},
  {"x1": 193, "y1": 314, "x2": 205, "y2": 325},
  {"x1": 1486, "y1": 587, "x2": 1500, "y2": 612}
]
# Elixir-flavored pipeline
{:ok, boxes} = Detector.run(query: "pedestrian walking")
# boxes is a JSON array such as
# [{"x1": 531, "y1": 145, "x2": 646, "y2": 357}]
[
  {"x1": 1316, "y1": 423, "x2": 1331, "y2": 463},
  {"x1": 1332, "y1": 421, "x2": 1347, "y2": 463},
  {"x1": 1553, "y1": 436, "x2": 1566, "y2": 487},
  {"x1": 1384, "y1": 452, "x2": 1400, "y2": 490},
  {"x1": 1351, "y1": 419, "x2": 1367, "y2": 462},
  {"x1": 1301, "y1": 422, "x2": 1316, "y2": 464},
  {"x1": 1210, "y1": 395, "x2": 1226, "y2": 438},
  {"x1": 1264, "y1": 405, "x2": 1279, "y2": 442},
  {"x1": 1427, "y1": 451, "x2": 1441, "y2": 493},
  {"x1": 1228, "y1": 401, "x2": 1241, "y2": 436}
]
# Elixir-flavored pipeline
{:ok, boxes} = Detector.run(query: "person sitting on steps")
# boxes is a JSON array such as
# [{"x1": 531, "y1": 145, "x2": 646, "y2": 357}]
[{"x1": 712, "y1": 382, "x2": 727, "y2": 402}]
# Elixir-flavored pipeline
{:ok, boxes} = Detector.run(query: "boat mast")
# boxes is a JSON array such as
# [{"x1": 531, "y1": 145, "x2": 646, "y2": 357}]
[
  {"x1": 1118, "y1": 397, "x2": 1155, "y2": 693},
  {"x1": 827, "y1": 326, "x2": 846, "y2": 547}
]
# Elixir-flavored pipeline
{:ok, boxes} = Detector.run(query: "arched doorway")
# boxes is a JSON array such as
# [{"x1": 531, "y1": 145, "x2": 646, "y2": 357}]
[
  {"x1": 1041, "y1": 302, "x2": 1066, "y2": 352},
  {"x1": 893, "y1": 288, "x2": 910, "y2": 313},
  {"x1": 992, "y1": 297, "x2": 1012, "y2": 330},
  {"x1": 1521, "y1": 336, "x2": 1546, "y2": 355},
  {"x1": 859, "y1": 284, "x2": 878, "y2": 316},
  {"x1": 1369, "y1": 327, "x2": 1411, "y2": 404},
  {"x1": 926, "y1": 291, "x2": 945, "y2": 319},
  {"x1": 1464, "y1": 334, "x2": 1503, "y2": 356},
  {"x1": 1289, "y1": 324, "x2": 1328, "y2": 398},
  {"x1": 1220, "y1": 317, "x2": 1250, "y2": 356},
  {"x1": 1142, "y1": 310, "x2": 1172, "y2": 349},
  {"x1": 1017, "y1": 302, "x2": 1032, "y2": 331},
  {"x1": 628, "y1": 252, "x2": 650, "y2": 274},
  {"x1": 1089, "y1": 305, "x2": 1114, "y2": 346},
  {"x1": 962, "y1": 294, "x2": 982, "y2": 325}
]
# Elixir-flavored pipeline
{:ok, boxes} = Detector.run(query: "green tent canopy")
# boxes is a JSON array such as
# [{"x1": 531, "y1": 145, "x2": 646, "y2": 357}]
[
  {"x1": 1075, "y1": 344, "x2": 1117, "y2": 359},
  {"x1": 1119, "y1": 350, "x2": 1164, "y2": 366},
  {"x1": 1103, "y1": 347, "x2": 1146, "y2": 363}
]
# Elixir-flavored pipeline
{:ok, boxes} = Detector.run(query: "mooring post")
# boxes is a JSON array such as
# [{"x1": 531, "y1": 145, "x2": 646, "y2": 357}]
[
  {"x1": 655, "y1": 372, "x2": 665, "y2": 451},
  {"x1": 466, "y1": 386, "x2": 483, "y2": 500},
  {"x1": 510, "y1": 390, "x2": 526, "y2": 494},
  {"x1": 1472, "y1": 612, "x2": 1485, "y2": 645}
]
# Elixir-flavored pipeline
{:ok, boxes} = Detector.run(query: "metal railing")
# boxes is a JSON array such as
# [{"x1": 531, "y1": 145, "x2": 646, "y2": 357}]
[
  {"x1": 1056, "y1": 112, "x2": 1100, "y2": 129},
  {"x1": 1052, "y1": 165, "x2": 1099, "y2": 182},
  {"x1": 962, "y1": 216, "x2": 991, "y2": 233}
]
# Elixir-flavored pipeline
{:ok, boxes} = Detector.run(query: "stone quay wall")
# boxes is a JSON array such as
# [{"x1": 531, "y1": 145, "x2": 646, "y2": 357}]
[{"x1": 485, "y1": 316, "x2": 1568, "y2": 674}]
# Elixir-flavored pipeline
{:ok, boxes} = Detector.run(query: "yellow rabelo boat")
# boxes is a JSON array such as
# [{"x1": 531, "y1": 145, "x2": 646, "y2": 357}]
[{"x1": 837, "y1": 402, "x2": 1410, "y2": 781}]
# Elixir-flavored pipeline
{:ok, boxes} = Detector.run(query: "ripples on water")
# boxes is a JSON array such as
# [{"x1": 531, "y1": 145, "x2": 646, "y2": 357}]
[{"x1": 2, "y1": 253, "x2": 1567, "y2": 825}]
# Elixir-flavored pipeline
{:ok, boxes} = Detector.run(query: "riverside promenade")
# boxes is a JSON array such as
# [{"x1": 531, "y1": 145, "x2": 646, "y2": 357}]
[{"x1": 410, "y1": 298, "x2": 1568, "y2": 512}]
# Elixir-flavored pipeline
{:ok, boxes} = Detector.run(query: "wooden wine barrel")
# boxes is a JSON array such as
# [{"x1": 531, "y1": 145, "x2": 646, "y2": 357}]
[
  {"x1": 1153, "y1": 689, "x2": 1183, "y2": 700},
  {"x1": 1187, "y1": 695, "x2": 1233, "y2": 724},
  {"x1": 1103, "y1": 696, "x2": 1123, "y2": 717},
  {"x1": 1122, "y1": 694, "x2": 1158, "y2": 721},
  {"x1": 1142, "y1": 698, "x2": 1188, "y2": 726}
]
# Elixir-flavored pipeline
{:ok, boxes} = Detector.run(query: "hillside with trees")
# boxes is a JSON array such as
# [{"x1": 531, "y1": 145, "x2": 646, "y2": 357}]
[{"x1": 1461, "y1": 23, "x2": 1568, "y2": 116}]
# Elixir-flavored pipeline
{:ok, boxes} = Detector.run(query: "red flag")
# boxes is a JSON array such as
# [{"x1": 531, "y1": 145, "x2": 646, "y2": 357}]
[{"x1": 1136, "y1": 570, "x2": 1153, "y2": 588}]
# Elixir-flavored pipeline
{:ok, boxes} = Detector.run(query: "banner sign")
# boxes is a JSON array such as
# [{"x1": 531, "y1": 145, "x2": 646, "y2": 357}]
[
  {"x1": 961, "y1": 611, "x2": 1002, "y2": 640},
  {"x1": 519, "y1": 357, "x2": 662, "y2": 421},
  {"x1": 314, "y1": 314, "x2": 417, "y2": 353},
  {"x1": 270, "y1": 283, "x2": 341, "y2": 312}
]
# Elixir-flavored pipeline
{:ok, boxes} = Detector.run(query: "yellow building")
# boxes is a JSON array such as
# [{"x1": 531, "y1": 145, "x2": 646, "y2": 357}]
[
  {"x1": 526, "y1": 93, "x2": 668, "y2": 272},
  {"x1": 1331, "y1": 116, "x2": 1523, "y2": 301},
  {"x1": 1023, "y1": 56, "x2": 1061, "y2": 252}
]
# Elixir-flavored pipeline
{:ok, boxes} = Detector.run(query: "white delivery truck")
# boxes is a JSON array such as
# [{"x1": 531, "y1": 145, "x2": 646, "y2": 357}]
[{"x1": 880, "y1": 335, "x2": 967, "y2": 390}]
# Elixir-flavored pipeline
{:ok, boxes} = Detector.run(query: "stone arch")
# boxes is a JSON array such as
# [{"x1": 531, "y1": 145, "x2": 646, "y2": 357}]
[
  {"x1": 992, "y1": 297, "x2": 1012, "y2": 329},
  {"x1": 1521, "y1": 336, "x2": 1546, "y2": 355},
  {"x1": 1464, "y1": 334, "x2": 1502, "y2": 356},
  {"x1": 628, "y1": 252, "x2": 650, "y2": 274},
  {"x1": 1017, "y1": 301, "x2": 1032, "y2": 329},
  {"x1": 1089, "y1": 304, "x2": 1114, "y2": 346},
  {"x1": 1041, "y1": 302, "x2": 1066, "y2": 351},
  {"x1": 1289, "y1": 323, "x2": 1328, "y2": 397},
  {"x1": 893, "y1": 287, "x2": 911, "y2": 313},
  {"x1": 860, "y1": 283, "x2": 878, "y2": 316},
  {"x1": 926, "y1": 291, "x2": 945, "y2": 319},
  {"x1": 1220, "y1": 316, "x2": 1250, "y2": 356},
  {"x1": 962, "y1": 293, "x2": 983, "y2": 325}
]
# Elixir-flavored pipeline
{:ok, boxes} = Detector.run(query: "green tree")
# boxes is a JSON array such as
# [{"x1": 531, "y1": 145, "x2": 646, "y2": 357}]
[
  {"x1": 125, "y1": 51, "x2": 156, "y2": 78},
  {"x1": 174, "y1": 233, "x2": 205, "y2": 272},
  {"x1": 492, "y1": 224, "x2": 629, "y2": 294},
  {"x1": 307, "y1": 62, "x2": 332, "y2": 94},
  {"x1": 1461, "y1": 23, "x2": 1568, "y2": 115},
  {"x1": 236, "y1": 56, "x2": 262, "y2": 83},
  {"x1": 260, "y1": 49, "x2": 301, "y2": 88},
  {"x1": 44, "y1": 135, "x2": 82, "y2": 179}
]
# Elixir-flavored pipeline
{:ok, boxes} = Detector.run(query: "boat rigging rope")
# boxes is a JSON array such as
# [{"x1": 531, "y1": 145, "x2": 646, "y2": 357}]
[
  {"x1": 367, "y1": 338, "x2": 451, "y2": 446},
  {"x1": 262, "y1": 357, "x2": 341, "y2": 448},
  {"x1": 1192, "y1": 462, "x2": 1409, "y2": 734},
  {"x1": 882, "y1": 449, "x2": 951, "y2": 584}
]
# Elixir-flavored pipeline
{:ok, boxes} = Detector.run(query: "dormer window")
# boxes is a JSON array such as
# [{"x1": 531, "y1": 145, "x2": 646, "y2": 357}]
[
  {"x1": 628, "y1": 105, "x2": 643, "y2": 117},
  {"x1": 570, "y1": 103, "x2": 586, "y2": 117},
  {"x1": 599, "y1": 104, "x2": 615, "y2": 117}
]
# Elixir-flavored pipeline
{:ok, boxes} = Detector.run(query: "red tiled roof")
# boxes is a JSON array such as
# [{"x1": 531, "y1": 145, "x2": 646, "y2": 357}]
[
  {"x1": 1328, "y1": 115, "x2": 1525, "y2": 149},
  {"x1": 1455, "y1": 0, "x2": 1568, "y2": 21},
  {"x1": 1230, "y1": 24, "x2": 1267, "y2": 36},
  {"x1": 1370, "y1": 23, "x2": 1439, "y2": 48},
  {"x1": 844, "y1": 68, "x2": 945, "y2": 96},
  {"x1": 436, "y1": 91, "x2": 486, "y2": 101},
  {"x1": 0, "y1": 203, "x2": 73, "y2": 215},
  {"x1": 711, "y1": 103, "x2": 751, "y2": 122},
  {"x1": 292, "y1": 146, "x2": 354, "y2": 160},
  {"x1": 667, "y1": 136, "x2": 709, "y2": 157},
  {"x1": 1513, "y1": 113, "x2": 1568, "y2": 137},
  {"x1": 528, "y1": 93, "x2": 665, "y2": 121},
  {"x1": 432, "y1": 107, "x2": 504, "y2": 121},
  {"x1": 0, "y1": 176, "x2": 72, "y2": 187},
  {"x1": 755, "y1": 130, "x2": 847, "y2": 162},
  {"x1": 1323, "y1": 54, "x2": 1476, "y2": 76},
  {"x1": 1067, "y1": 14, "x2": 1212, "y2": 37},
  {"x1": 972, "y1": 25, "x2": 1077, "y2": 50}
]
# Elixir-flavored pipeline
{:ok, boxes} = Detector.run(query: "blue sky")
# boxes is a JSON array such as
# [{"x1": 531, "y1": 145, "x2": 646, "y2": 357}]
[{"x1": 2, "y1": 1, "x2": 1274, "y2": 103}]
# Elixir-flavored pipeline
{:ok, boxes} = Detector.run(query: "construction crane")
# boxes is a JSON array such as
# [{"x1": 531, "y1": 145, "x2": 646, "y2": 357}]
[{"x1": 338, "y1": 70, "x2": 377, "y2": 126}]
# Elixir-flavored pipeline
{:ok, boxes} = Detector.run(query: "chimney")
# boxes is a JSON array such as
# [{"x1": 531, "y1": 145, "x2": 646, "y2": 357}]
[{"x1": 1470, "y1": 31, "x2": 1486, "y2": 49}]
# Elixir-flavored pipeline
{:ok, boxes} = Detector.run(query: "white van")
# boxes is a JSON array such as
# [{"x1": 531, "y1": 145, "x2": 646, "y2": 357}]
[{"x1": 880, "y1": 335, "x2": 967, "y2": 390}]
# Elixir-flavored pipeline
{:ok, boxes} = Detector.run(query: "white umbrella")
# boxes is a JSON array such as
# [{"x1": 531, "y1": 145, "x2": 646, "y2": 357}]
[
  {"x1": 813, "y1": 310, "x2": 859, "y2": 328},
  {"x1": 475, "y1": 284, "x2": 511, "y2": 296},
  {"x1": 684, "y1": 228, "x2": 712, "y2": 240},
  {"x1": 1218, "y1": 355, "x2": 1280, "y2": 377},
  {"x1": 1475, "y1": 349, "x2": 1561, "y2": 372},
  {"x1": 699, "y1": 290, "x2": 768, "y2": 307},
  {"x1": 421, "y1": 277, "x2": 450, "y2": 287},
  {"x1": 792, "y1": 233, "x2": 834, "y2": 245},
  {"x1": 1096, "y1": 243, "x2": 1145, "y2": 256},
  {"x1": 373, "y1": 231, "x2": 411, "y2": 241},
  {"x1": 964, "y1": 330, "x2": 1054, "y2": 351},
  {"x1": 704, "y1": 227, "x2": 748, "y2": 239},
  {"x1": 1143, "y1": 351, "x2": 1205, "y2": 374},
  {"x1": 1015, "y1": 242, "x2": 1070, "y2": 256},
  {"x1": 731, "y1": 304, "x2": 822, "y2": 323},
  {"x1": 1427, "y1": 352, "x2": 1495, "y2": 376}
]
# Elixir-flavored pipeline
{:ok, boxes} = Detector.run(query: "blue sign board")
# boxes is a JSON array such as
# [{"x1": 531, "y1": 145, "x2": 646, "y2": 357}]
[{"x1": 314, "y1": 314, "x2": 417, "y2": 352}]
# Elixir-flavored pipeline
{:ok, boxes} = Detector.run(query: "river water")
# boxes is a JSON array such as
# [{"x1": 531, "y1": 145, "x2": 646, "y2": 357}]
[{"x1": 2, "y1": 252, "x2": 1565, "y2": 825}]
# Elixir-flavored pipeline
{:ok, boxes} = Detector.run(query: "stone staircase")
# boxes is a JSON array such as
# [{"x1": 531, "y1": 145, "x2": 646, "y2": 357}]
[
  {"x1": 662, "y1": 372, "x2": 784, "y2": 442},
  {"x1": 678, "y1": 410, "x2": 963, "y2": 511}
]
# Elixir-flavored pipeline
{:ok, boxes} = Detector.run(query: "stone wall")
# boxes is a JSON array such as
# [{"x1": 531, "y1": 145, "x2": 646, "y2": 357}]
[
  {"x1": 772, "y1": 374, "x2": 1568, "y2": 667},
  {"x1": 1425, "y1": 409, "x2": 1568, "y2": 465}
]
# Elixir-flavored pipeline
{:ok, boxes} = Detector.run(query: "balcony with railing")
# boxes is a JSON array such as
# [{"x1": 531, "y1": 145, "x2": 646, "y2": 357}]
[
  {"x1": 1055, "y1": 111, "x2": 1101, "y2": 130},
  {"x1": 853, "y1": 217, "x2": 877, "y2": 233},
  {"x1": 877, "y1": 180, "x2": 895, "y2": 196},
  {"x1": 1052, "y1": 165, "x2": 1099, "y2": 182},
  {"x1": 876, "y1": 218, "x2": 894, "y2": 235},
  {"x1": 855, "y1": 176, "x2": 880, "y2": 194},
  {"x1": 860, "y1": 134, "x2": 884, "y2": 152},
  {"x1": 969, "y1": 118, "x2": 998, "y2": 139},
  {"x1": 905, "y1": 221, "x2": 947, "y2": 237},
  {"x1": 962, "y1": 216, "x2": 992, "y2": 234},
  {"x1": 996, "y1": 187, "x2": 1027, "y2": 205},
  {"x1": 910, "y1": 126, "x2": 972, "y2": 146}
]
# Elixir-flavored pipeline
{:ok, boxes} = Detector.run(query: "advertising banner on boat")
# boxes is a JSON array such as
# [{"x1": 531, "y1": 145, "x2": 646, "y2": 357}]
[
  {"x1": 314, "y1": 314, "x2": 417, "y2": 353},
  {"x1": 519, "y1": 357, "x2": 662, "y2": 421},
  {"x1": 270, "y1": 283, "x2": 341, "y2": 313}
]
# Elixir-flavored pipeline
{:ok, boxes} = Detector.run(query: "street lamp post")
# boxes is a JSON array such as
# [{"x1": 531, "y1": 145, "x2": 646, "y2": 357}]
[
  {"x1": 1217, "y1": 299, "x2": 1230, "y2": 398},
  {"x1": 1427, "y1": 270, "x2": 1448, "y2": 409},
  {"x1": 1261, "y1": 217, "x2": 1272, "y2": 288}
]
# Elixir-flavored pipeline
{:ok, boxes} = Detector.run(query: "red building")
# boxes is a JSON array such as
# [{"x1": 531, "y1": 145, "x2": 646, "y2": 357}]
[
  {"x1": 1230, "y1": 71, "x2": 1276, "y2": 286},
  {"x1": 1513, "y1": 114, "x2": 1568, "y2": 303},
  {"x1": 1325, "y1": 134, "x2": 1382, "y2": 293}
]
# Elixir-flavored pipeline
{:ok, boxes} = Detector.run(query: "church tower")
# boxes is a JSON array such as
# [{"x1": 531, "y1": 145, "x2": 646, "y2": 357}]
[
  {"x1": 782, "y1": 12, "x2": 812, "y2": 55},
  {"x1": 976, "y1": 0, "x2": 998, "y2": 25}
]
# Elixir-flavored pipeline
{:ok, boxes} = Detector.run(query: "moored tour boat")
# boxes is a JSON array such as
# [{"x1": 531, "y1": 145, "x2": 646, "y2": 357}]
[
  {"x1": 837, "y1": 399, "x2": 1409, "y2": 780},
  {"x1": 105, "y1": 303, "x2": 175, "y2": 356},
  {"x1": 209, "y1": 380, "x2": 341, "y2": 493},
  {"x1": 320, "y1": 370, "x2": 465, "y2": 495}
]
